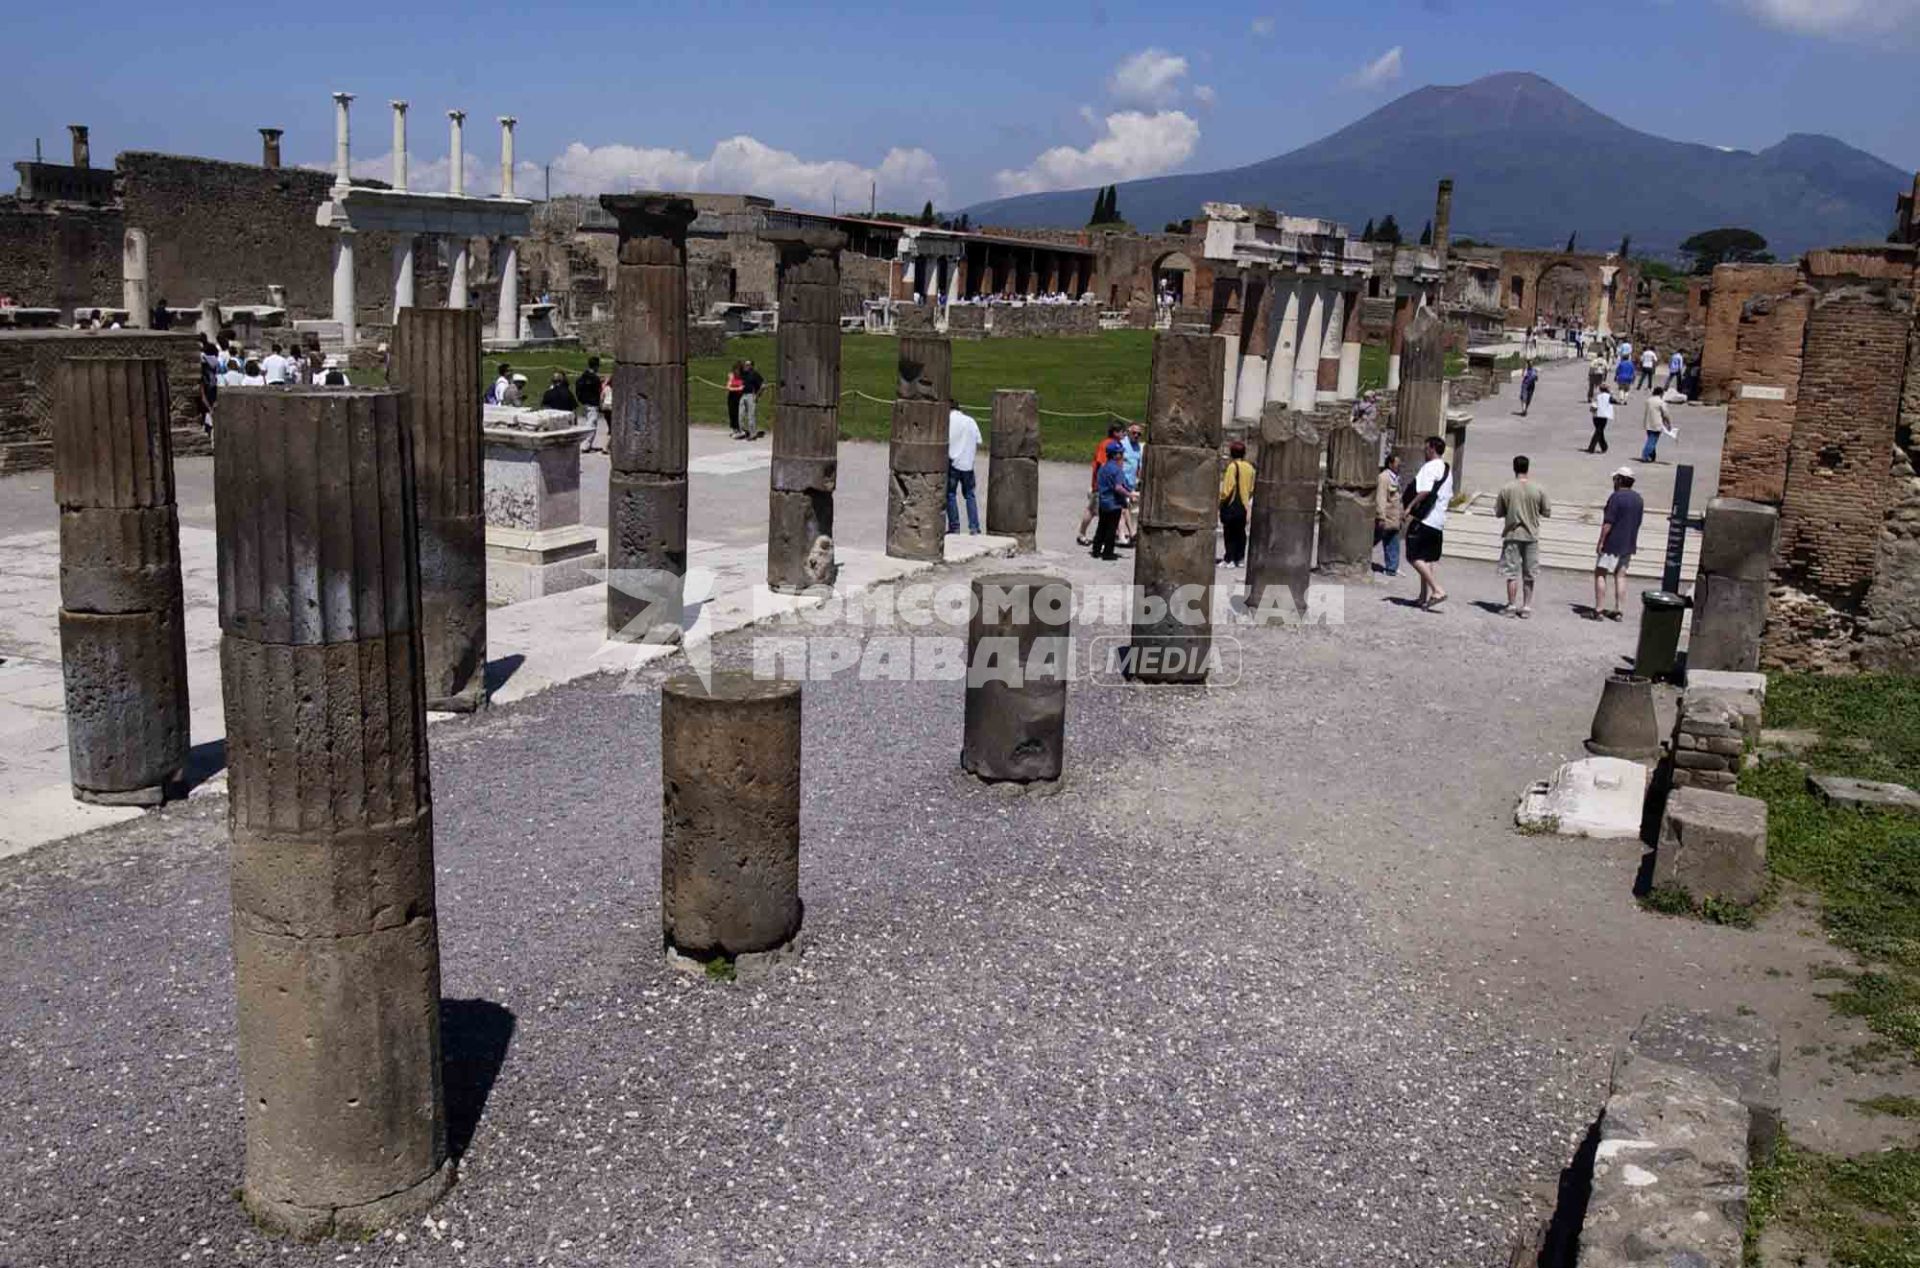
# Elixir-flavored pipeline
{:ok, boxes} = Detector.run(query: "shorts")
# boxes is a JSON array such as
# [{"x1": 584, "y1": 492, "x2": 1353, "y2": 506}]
[
  {"x1": 1499, "y1": 539, "x2": 1539, "y2": 580},
  {"x1": 1596, "y1": 552, "x2": 1633, "y2": 574},
  {"x1": 1406, "y1": 521, "x2": 1444, "y2": 563},
  {"x1": 1086, "y1": 488, "x2": 1099, "y2": 513}
]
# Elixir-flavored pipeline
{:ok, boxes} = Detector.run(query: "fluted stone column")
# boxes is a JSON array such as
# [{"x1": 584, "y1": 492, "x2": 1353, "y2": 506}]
[
  {"x1": 331, "y1": 230, "x2": 357, "y2": 347},
  {"x1": 765, "y1": 228, "x2": 844, "y2": 592},
  {"x1": 1387, "y1": 295, "x2": 1413, "y2": 391},
  {"x1": 1129, "y1": 332, "x2": 1223, "y2": 684},
  {"x1": 885, "y1": 335, "x2": 950, "y2": 561},
  {"x1": 985, "y1": 389, "x2": 1040, "y2": 551},
  {"x1": 54, "y1": 358, "x2": 188, "y2": 805},
  {"x1": 215, "y1": 387, "x2": 451, "y2": 1240},
  {"x1": 1392, "y1": 306, "x2": 1446, "y2": 475},
  {"x1": 390, "y1": 307, "x2": 487, "y2": 709},
  {"x1": 661, "y1": 671, "x2": 802, "y2": 957},
  {"x1": 122, "y1": 229, "x2": 150, "y2": 328},
  {"x1": 494, "y1": 237, "x2": 520, "y2": 344},
  {"x1": 1317, "y1": 290, "x2": 1346, "y2": 402},
  {"x1": 1211, "y1": 275, "x2": 1244, "y2": 431},
  {"x1": 602, "y1": 194, "x2": 696, "y2": 640},
  {"x1": 1290, "y1": 283, "x2": 1327, "y2": 413},
  {"x1": 962, "y1": 573, "x2": 1071, "y2": 782},
  {"x1": 1337, "y1": 288, "x2": 1364, "y2": 400},
  {"x1": 1264, "y1": 278, "x2": 1301, "y2": 405},
  {"x1": 1233, "y1": 272, "x2": 1273, "y2": 434},
  {"x1": 1247, "y1": 407, "x2": 1322, "y2": 614},
  {"x1": 447, "y1": 112, "x2": 469, "y2": 309},
  {"x1": 1318, "y1": 406, "x2": 1382, "y2": 578}
]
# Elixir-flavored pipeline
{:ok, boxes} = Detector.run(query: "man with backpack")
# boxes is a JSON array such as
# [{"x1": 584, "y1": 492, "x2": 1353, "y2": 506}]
[{"x1": 1403, "y1": 435, "x2": 1454, "y2": 611}]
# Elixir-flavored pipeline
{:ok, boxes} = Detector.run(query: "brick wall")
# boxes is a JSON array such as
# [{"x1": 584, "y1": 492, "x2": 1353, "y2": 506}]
[
  {"x1": 0, "y1": 330, "x2": 204, "y2": 472},
  {"x1": 1719, "y1": 288, "x2": 1810, "y2": 504},
  {"x1": 1859, "y1": 436, "x2": 1920, "y2": 672},
  {"x1": 0, "y1": 199, "x2": 124, "y2": 315},
  {"x1": 1700, "y1": 263, "x2": 1800, "y2": 404}
]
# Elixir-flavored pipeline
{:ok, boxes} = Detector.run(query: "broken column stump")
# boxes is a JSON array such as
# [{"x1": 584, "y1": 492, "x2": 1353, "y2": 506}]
[
  {"x1": 391, "y1": 306, "x2": 487, "y2": 711},
  {"x1": 985, "y1": 389, "x2": 1040, "y2": 551},
  {"x1": 660, "y1": 670, "x2": 803, "y2": 958},
  {"x1": 53, "y1": 357, "x2": 189, "y2": 805},
  {"x1": 1688, "y1": 497, "x2": 1779, "y2": 674},
  {"x1": 215, "y1": 387, "x2": 452, "y2": 1238},
  {"x1": 1391, "y1": 306, "x2": 1444, "y2": 475},
  {"x1": 962, "y1": 573, "x2": 1071, "y2": 783},
  {"x1": 765, "y1": 228, "x2": 845, "y2": 593},
  {"x1": 1129, "y1": 332, "x2": 1223, "y2": 683},
  {"x1": 1246, "y1": 405, "x2": 1322, "y2": 614},
  {"x1": 1318, "y1": 407, "x2": 1381, "y2": 578},
  {"x1": 1653, "y1": 787, "x2": 1769, "y2": 906},
  {"x1": 602, "y1": 194, "x2": 697, "y2": 640},
  {"x1": 885, "y1": 334, "x2": 951, "y2": 561}
]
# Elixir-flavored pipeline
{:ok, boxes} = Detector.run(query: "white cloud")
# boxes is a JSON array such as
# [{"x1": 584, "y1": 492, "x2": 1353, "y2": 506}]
[
  {"x1": 1250, "y1": 15, "x2": 1275, "y2": 36},
  {"x1": 1192, "y1": 84, "x2": 1218, "y2": 109},
  {"x1": 1345, "y1": 46, "x2": 1404, "y2": 90},
  {"x1": 992, "y1": 110, "x2": 1200, "y2": 195},
  {"x1": 1734, "y1": 0, "x2": 1920, "y2": 36},
  {"x1": 1107, "y1": 48, "x2": 1190, "y2": 109},
  {"x1": 342, "y1": 136, "x2": 947, "y2": 211}
]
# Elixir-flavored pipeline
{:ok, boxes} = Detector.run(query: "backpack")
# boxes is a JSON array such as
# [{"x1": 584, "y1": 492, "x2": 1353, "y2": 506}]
[{"x1": 1403, "y1": 463, "x2": 1450, "y2": 521}]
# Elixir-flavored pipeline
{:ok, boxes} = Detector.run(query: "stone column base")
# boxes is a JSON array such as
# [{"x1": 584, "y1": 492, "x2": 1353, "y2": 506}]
[
  {"x1": 244, "y1": 1156, "x2": 455, "y2": 1241},
  {"x1": 485, "y1": 526, "x2": 605, "y2": 605}
]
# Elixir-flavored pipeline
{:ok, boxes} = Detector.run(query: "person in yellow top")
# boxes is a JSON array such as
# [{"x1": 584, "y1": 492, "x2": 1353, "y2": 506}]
[{"x1": 1218, "y1": 439, "x2": 1256, "y2": 568}]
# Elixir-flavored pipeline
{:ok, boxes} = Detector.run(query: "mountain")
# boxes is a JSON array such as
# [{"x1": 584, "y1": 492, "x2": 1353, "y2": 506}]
[{"x1": 962, "y1": 73, "x2": 1909, "y2": 258}]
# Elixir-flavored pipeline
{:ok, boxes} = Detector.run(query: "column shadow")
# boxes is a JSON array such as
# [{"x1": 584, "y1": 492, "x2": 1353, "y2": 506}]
[
  {"x1": 441, "y1": 997, "x2": 516, "y2": 1160},
  {"x1": 180, "y1": 738, "x2": 227, "y2": 794},
  {"x1": 483, "y1": 654, "x2": 526, "y2": 695}
]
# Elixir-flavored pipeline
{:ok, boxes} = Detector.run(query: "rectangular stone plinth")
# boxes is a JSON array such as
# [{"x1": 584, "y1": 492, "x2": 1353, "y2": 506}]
[
  {"x1": 484, "y1": 425, "x2": 591, "y2": 533},
  {"x1": 485, "y1": 525, "x2": 604, "y2": 605},
  {"x1": 1654, "y1": 787, "x2": 1768, "y2": 905}
]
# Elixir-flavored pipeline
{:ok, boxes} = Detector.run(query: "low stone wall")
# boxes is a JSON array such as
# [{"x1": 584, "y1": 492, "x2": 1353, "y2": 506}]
[
  {"x1": 893, "y1": 303, "x2": 1096, "y2": 341},
  {"x1": 1667, "y1": 689, "x2": 1757, "y2": 793},
  {"x1": 0, "y1": 329, "x2": 204, "y2": 472}
]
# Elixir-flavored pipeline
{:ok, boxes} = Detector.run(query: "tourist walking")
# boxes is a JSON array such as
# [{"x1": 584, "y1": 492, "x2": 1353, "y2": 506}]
[
  {"x1": 1374, "y1": 454, "x2": 1403, "y2": 576},
  {"x1": 1120, "y1": 422, "x2": 1144, "y2": 545},
  {"x1": 1592, "y1": 467, "x2": 1644, "y2": 620},
  {"x1": 1586, "y1": 352, "x2": 1606, "y2": 403},
  {"x1": 1667, "y1": 348, "x2": 1685, "y2": 395},
  {"x1": 1090, "y1": 440, "x2": 1133, "y2": 561},
  {"x1": 1586, "y1": 384, "x2": 1615, "y2": 454},
  {"x1": 1404, "y1": 435, "x2": 1453, "y2": 610},
  {"x1": 1637, "y1": 346, "x2": 1657, "y2": 391},
  {"x1": 1614, "y1": 353, "x2": 1635, "y2": 398},
  {"x1": 1494, "y1": 455, "x2": 1551, "y2": 618},
  {"x1": 946, "y1": 399, "x2": 982, "y2": 535},
  {"x1": 1518, "y1": 362, "x2": 1539, "y2": 416},
  {"x1": 739, "y1": 359, "x2": 765, "y2": 440},
  {"x1": 1077, "y1": 424, "x2": 1125, "y2": 544},
  {"x1": 575, "y1": 357, "x2": 604, "y2": 452},
  {"x1": 261, "y1": 343, "x2": 291, "y2": 385},
  {"x1": 1218, "y1": 439, "x2": 1254, "y2": 568},
  {"x1": 1640, "y1": 389, "x2": 1673, "y2": 462},
  {"x1": 725, "y1": 361, "x2": 745, "y2": 437},
  {"x1": 540, "y1": 369, "x2": 576, "y2": 412}
]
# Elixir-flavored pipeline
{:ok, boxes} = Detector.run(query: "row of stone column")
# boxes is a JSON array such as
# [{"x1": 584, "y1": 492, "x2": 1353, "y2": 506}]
[{"x1": 1220, "y1": 271, "x2": 1368, "y2": 432}]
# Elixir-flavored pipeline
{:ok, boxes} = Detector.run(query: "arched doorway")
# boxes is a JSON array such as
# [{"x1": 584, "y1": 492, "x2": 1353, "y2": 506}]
[
  {"x1": 1532, "y1": 260, "x2": 1592, "y2": 332},
  {"x1": 1152, "y1": 252, "x2": 1195, "y2": 307}
]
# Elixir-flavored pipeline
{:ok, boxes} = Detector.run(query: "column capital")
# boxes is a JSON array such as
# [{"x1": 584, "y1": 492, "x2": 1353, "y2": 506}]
[
  {"x1": 332, "y1": 91, "x2": 355, "y2": 106},
  {"x1": 391, "y1": 99, "x2": 409, "y2": 112},
  {"x1": 447, "y1": 108, "x2": 466, "y2": 123},
  {"x1": 498, "y1": 115, "x2": 518, "y2": 129},
  {"x1": 763, "y1": 226, "x2": 847, "y2": 260},
  {"x1": 600, "y1": 193, "x2": 698, "y2": 241}
]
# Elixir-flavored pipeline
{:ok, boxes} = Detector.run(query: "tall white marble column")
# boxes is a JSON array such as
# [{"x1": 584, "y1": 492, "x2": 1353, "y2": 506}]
[
  {"x1": 1337, "y1": 287, "x2": 1363, "y2": 399},
  {"x1": 1233, "y1": 271, "x2": 1272, "y2": 425},
  {"x1": 1290, "y1": 281, "x2": 1326, "y2": 413},
  {"x1": 1264, "y1": 277, "x2": 1301, "y2": 406},
  {"x1": 447, "y1": 110, "x2": 469, "y2": 309},
  {"x1": 495, "y1": 118, "x2": 519, "y2": 340},
  {"x1": 391, "y1": 101, "x2": 415, "y2": 319},
  {"x1": 332, "y1": 229, "x2": 358, "y2": 347},
  {"x1": 1317, "y1": 290, "x2": 1346, "y2": 404},
  {"x1": 330, "y1": 91, "x2": 353, "y2": 194}
]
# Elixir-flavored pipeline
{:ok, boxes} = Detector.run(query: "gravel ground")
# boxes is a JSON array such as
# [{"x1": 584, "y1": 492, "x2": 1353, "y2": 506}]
[{"x1": 0, "y1": 543, "x2": 1845, "y2": 1267}]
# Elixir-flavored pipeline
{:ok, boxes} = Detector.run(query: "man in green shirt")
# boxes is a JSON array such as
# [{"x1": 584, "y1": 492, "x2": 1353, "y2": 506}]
[{"x1": 1494, "y1": 455, "x2": 1551, "y2": 618}]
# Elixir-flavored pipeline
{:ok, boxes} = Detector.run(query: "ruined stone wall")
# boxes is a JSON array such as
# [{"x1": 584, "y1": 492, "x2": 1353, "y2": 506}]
[
  {"x1": 989, "y1": 304, "x2": 1098, "y2": 338},
  {"x1": 0, "y1": 330, "x2": 203, "y2": 472},
  {"x1": 1700, "y1": 263, "x2": 1800, "y2": 404},
  {"x1": 1632, "y1": 283, "x2": 1706, "y2": 360},
  {"x1": 1720, "y1": 289, "x2": 1810, "y2": 504},
  {"x1": 1860, "y1": 433, "x2": 1920, "y2": 672},
  {"x1": 0, "y1": 199, "x2": 124, "y2": 315}
]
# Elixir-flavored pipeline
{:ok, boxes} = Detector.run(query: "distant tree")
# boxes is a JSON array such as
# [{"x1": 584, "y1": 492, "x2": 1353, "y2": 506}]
[
  {"x1": 1679, "y1": 227, "x2": 1772, "y2": 274},
  {"x1": 1088, "y1": 188, "x2": 1105, "y2": 226},
  {"x1": 1374, "y1": 214, "x2": 1403, "y2": 245},
  {"x1": 918, "y1": 200, "x2": 935, "y2": 226},
  {"x1": 1617, "y1": 234, "x2": 1632, "y2": 259},
  {"x1": 1163, "y1": 218, "x2": 1194, "y2": 234},
  {"x1": 953, "y1": 213, "x2": 971, "y2": 232},
  {"x1": 1419, "y1": 220, "x2": 1433, "y2": 245},
  {"x1": 1565, "y1": 232, "x2": 1578, "y2": 253},
  {"x1": 1360, "y1": 217, "x2": 1376, "y2": 242},
  {"x1": 1108, "y1": 186, "x2": 1122, "y2": 225},
  {"x1": 1452, "y1": 237, "x2": 1484, "y2": 249}
]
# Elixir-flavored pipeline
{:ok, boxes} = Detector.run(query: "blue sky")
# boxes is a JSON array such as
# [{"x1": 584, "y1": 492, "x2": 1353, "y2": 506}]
[{"x1": 6, "y1": 0, "x2": 1916, "y2": 212}]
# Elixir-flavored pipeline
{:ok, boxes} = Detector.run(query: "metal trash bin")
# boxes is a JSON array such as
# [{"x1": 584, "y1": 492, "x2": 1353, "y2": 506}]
[{"x1": 1634, "y1": 590, "x2": 1689, "y2": 681}]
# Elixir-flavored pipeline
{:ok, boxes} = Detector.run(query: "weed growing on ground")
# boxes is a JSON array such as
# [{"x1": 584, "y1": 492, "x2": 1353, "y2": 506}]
[
  {"x1": 704, "y1": 955, "x2": 737, "y2": 983},
  {"x1": 1854, "y1": 1095, "x2": 1920, "y2": 1119},
  {"x1": 1639, "y1": 883, "x2": 1759, "y2": 928}
]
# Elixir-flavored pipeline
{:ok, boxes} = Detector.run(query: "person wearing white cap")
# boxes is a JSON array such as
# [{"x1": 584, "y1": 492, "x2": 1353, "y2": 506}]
[{"x1": 1592, "y1": 466, "x2": 1644, "y2": 621}]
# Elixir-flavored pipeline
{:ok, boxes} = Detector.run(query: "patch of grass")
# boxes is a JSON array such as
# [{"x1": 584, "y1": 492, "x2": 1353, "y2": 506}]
[
  {"x1": 1640, "y1": 882, "x2": 1761, "y2": 928},
  {"x1": 703, "y1": 955, "x2": 737, "y2": 983},
  {"x1": 1763, "y1": 673, "x2": 1920, "y2": 787},
  {"x1": 1514, "y1": 814, "x2": 1562, "y2": 836},
  {"x1": 1854, "y1": 1095, "x2": 1920, "y2": 1119},
  {"x1": 1748, "y1": 1135, "x2": 1920, "y2": 1268}
]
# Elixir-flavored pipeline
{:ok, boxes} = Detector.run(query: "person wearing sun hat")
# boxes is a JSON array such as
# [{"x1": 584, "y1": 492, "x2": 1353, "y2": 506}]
[{"x1": 1592, "y1": 466, "x2": 1644, "y2": 621}]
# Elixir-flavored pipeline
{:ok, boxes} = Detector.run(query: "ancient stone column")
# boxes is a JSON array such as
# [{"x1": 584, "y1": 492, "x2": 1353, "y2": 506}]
[
  {"x1": 885, "y1": 334, "x2": 951, "y2": 561},
  {"x1": 447, "y1": 112, "x2": 469, "y2": 309},
  {"x1": 1290, "y1": 283, "x2": 1327, "y2": 413},
  {"x1": 330, "y1": 91, "x2": 353, "y2": 192},
  {"x1": 197, "y1": 298, "x2": 221, "y2": 342},
  {"x1": 259, "y1": 128, "x2": 283, "y2": 169},
  {"x1": 660, "y1": 671, "x2": 802, "y2": 957},
  {"x1": 1387, "y1": 295, "x2": 1413, "y2": 391},
  {"x1": 1392, "y1": 306, "x2": 1445, "y2": 475},
  {"x1": 765, "y1": 227, "x2": 845, "y2": 593},
  {"x1": 1317, "y1": 290, "x2": 1345, "y2": 401},
  {"x1": 1432, "y1": 178, "x2": 1454, "y2": 261},
  {"x1": 1246, "y1": 406, "x2": 1323, "y2": 613},
  {"x1": 122, "y1": 229, "x2": 150, "y2": 329},
  {"x1": 53, "y1": 358, "x2": 189, "y2": 805},
  {"x1": 1211, "y1": 274, "x2": 1245, "y2": 431},
  {"x1": 1233, "y1": 272, "x2": 1273, "y2": 434},
  {"x1": 602, "y1": 193, "x2": 696, "y2": 640},
  {"x1": 1319, "y1": 405, "x2": 1382, "y2": 578},
  {"x1": 215, "y1": 387, "x2": 451, "y2": 1239},
  {"x1": 331, "y1": 230, "x2": 357, "y2": 347},
  {"x1": 1337, "y1": 288, "x2": 1364, "y2": 400},
  {"x1": 986, "y1": 389, "x2": 1040, "y2": 551},
  {"x1": 1264, "y1": 278, "x2": 1301, "y2": 404},
  {"x1": 494, "y1": 237, "x2": 520, "y2": 344},
  {"x1": 963, "y1": 573, "x2": 1071, "y2": 782},
  {"x1": 390, "y1": 307, "x2": 487, "y2": 710},
  {"x1": 1129, "y1": 332, "x2": 1223, "y2": 684},
  {"x1": 69, "y1": 124, "x2": 90, "y2": 169}
]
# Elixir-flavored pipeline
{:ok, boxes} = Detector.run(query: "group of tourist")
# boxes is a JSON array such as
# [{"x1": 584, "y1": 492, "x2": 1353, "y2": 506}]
[
  {"x1": 1075, "y1": 421, "x2": 1145, "y2": 560},
  {"x1": 725, "y1": 360, "x2": 766, "y2": 440},
  {"x1": 1585, "y1": 337, "x2": 1690, "y2": 463},
  {"x1": 196, "y1": 336, "x2": 350, "y2": 434},
  {"x1": 484, "y1": 359, "x2": 616, "y2": 452}
]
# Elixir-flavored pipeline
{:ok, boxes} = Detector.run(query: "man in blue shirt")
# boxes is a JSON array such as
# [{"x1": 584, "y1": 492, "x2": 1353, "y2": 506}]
[
  {"x1": 1090, "y1": 440, "x2": 1133, "y2": 561},
  {"x1": 1120, "y1": 423, "x2": 1144, "y2": 544},
  {"x1": 1592, "y1": 466, "x2": 1645, "y2": 620}
]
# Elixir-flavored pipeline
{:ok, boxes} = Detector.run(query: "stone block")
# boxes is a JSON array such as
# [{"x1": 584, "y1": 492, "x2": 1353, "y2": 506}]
[
  {"x1": 1688, "y1": 573, "x2": 1770, "y2": 673},
  {"x1": 1614, "y1": 1006, "x2": 1782, "y2": 1160},
  {"x1": 1654, "y1": 787, "x2": 1769, "y2": 905},
  {"x1": 1697, "y1": 497, "x2": 1779, "y2": 581},
  {"x1": 1684, "y1": 669, "x2": 1767, "y2": 702},
  {"x1": 1808, "y1": 773, "x2": 1920, "y2": 816},
  {"x1": 1514, "y1": 756, "x2": 1649, "y2": 839}
]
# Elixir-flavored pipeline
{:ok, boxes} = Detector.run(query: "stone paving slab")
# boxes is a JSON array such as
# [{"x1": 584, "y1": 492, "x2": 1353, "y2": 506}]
[{"x1": 1807, "y1": 772, "x2": 1920, "y2": 816}]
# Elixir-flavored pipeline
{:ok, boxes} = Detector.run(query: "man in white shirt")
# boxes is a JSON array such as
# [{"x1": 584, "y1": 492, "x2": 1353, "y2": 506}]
[
  {"x1": 946, "y1": 402, "x2": 983, "y2": 535},
  {"x1": 1638, "y1": 346, "x2": 1657, "y2": 391},
  {"x1": 1405, "y1": 434, "x2": 1455, "y2": 610},
  {"x1": 261, "y1": 342, "x2": 290, "y2": 385}
]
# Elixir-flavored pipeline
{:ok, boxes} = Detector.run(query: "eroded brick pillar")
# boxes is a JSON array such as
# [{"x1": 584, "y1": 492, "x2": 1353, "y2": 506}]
[
  {"x1": 886, "y1": 334, "x2": 950, "y2": 560},
  {"x1": 1247, "y1": 406, "x2": 1323, "y2": 612},
  {"x1": 1392, "y1": 306, "x2": 1445, "y2": 475},
  {"x1": 53, "y1": 358, "x2": 189, "y2": 805},
  {"x1": 602, "y1": 194, "x2": 696, "y2": 640},
  {"x1": 766, "y1": 228, "x2": 844, "y2": 593},
  {"x1": 986, "y1": 389, "x2": 1040, "y2": 550},
  {"x1": 661, "y1": 671, "x2": 802, "y2": 957},
  {"x1": 391, "y1": 307, "x2": 487, "y2": 710},
  {"x1": 1319, "y1": 406, "x2": 1381, "y2": 578},
  {"x1": 215, "y1": 387, "x2": 451, "y2": 1239},
  {"x1": 1129, "y1": 332, "x2": 1222, "y2": 683},
  {"x1": 963, "y1": 573, "x2": 1071, "y2": 783}
]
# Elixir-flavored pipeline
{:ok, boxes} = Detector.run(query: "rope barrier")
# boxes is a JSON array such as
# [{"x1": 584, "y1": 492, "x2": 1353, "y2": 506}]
[{"x1": 566, "y1": 375, "x2": 1139, "y2": 425}]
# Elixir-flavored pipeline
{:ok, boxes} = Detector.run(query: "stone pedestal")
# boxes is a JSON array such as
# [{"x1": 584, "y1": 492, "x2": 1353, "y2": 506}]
[
  {"x1": 660, "y1": 671, "x2": 802, "y2": 957},
  {"x1": 985, "y1": 389, "x2": 1040, "y2": 551},
  {"x1": 1689, "y1": 497, "x2": 1779, "y2": 673},
  {"x1": 122, "y1": 229, "x2": 150, "y2": 329},
  {"x1": 1246, "y1": 406, "x2": 1322, "y2": 613},
  {"x1": 53, "y1": 358, "x2": 189, "y2": 804},
  {"x1": 1654, "y1": 787, "x2": 1768, "y2": 906},
  {"x1": 196, "y1": 298, "x2": 222, "y2": 342},
  {"x1": 1318, "y1": 409, "x2": 1381, "y2": 577},
  {"x1": 1392, "y1": 307, "x2": 1444, "y2": 474},
  {"x1": 602, "y1": 194, "x2": 697, "y2": 641},
  {"x1": 517, "y1": 302, "x2": 560, "y2": 342},
  {"x1": 963, "y1": 573, "x2": 1070, "y2": 782},
  {"x1": 214, "y1": 386, "x2": 451, "y2": 1239},
  {"x1": 390, "y1": 307, "x2": 487, "y2": 711},
  {"x1": 765, "y1": 228, "x2": 844, "y2": 592},
  {"x1": 1129, "y1": 332, "x2": 1223, "y2": 683},
  {"x1": 886, "y1": 335, "x2": 950, "y2": 561},
  {"x1": 482, "y1": 409, "x2": 603, "y2": 603}
]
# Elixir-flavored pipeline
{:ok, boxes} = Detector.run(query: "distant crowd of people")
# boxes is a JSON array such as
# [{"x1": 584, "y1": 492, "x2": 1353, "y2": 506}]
[{"x1": 196, "y1": 335, "x2": 350, "y2": 435}]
